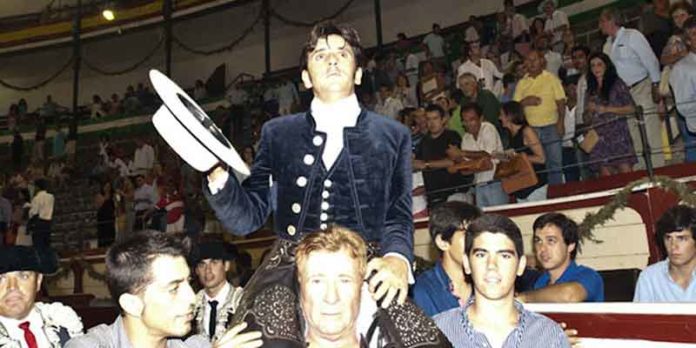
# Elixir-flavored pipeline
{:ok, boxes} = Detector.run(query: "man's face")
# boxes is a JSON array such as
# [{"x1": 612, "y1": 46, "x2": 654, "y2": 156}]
[
  {"x1": 378, "y1": 86, "x2": 390, "y2": 101},
  {"x1": 461, "y1": 110, "x2": 483, "y2": 137},
  {"x1": 139, "y1": 256, "x2": 196, "y2": 338},
  {"x1": 572, "y1": 50, "x2": 588, "y2": 71},
  {"x1": 299, "y1": 249, "x2": 362, "y2": 342},
  {"x1": 664, "y1": 230, "x2": 696, "y2": 268},
  {"x1": 136, "y1": 177, "x2": 145, "y2": 187},
  {"x1": 598, "y1": 15, "x2": 614, "y2": 36},
  {"x1": 672, "y1": 9, "x2": 690, "y2": 29},
  {"x1": 535, "y1": 35, "x2": 549, "y2": 51},
  {"x1": 425, "y1": 111, "x2": 446, "y2": 135},
  {"x1": 533, "y1": 224, "x2": 574, "y2": 274},
  {"x1": 459, "y1": 77, "x2": 478, "y2": 97},
  {"x1": 468, "y1": 41, "x2": 481, "y2": 56},
  {"x1": 464, "y1": 232, "x2": 525, "y2": 301},
  {"x1": 195, "y1": 259, "x2": 230, "y2": 293},
  {"x1": 525, "y1": 51, "x2": 545, "y2": 76},
  {"x1": 0, "y1": 271, "x2": 42, "y2": 320},
  {"x1": 544, "y1": 2, "x2": 554, "y2": 17},
  {"x1": 302, "y1": 35, "x2": 361, "y2": 101}
]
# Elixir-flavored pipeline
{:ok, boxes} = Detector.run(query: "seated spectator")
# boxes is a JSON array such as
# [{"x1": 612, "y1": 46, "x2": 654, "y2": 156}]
[
  {"x1": 499, "y1": 102, "x2": 548, "y2": 202},
  {"x1": 90, "y1": 95, "x2": 106, "y2": 119},
  {"x1": 122, "y1": 85, "x2": 141, "y2": 115},
  {"x1": 530, "y1": 17, "x2": 546, "y2": 44},
  {"x1": 412, "y1": 202, "x2": 482, "y2": 316},
  {"x1": 17, "y1": 98, "x2": 28, "y2": 117},
  {"x1": 585, "y1": 52, "x2": 637, "y2": 176},
  {"x1": 541, "y1": 0, "x2": 569, "y2": 52},
  {"x1": 39, "y1": 95, "x2": 60, "y2": 120},
  {"x1": 457, "y1": 72, "x2": 503, "y2": 136},
  {"x1": 375, "y1": 83, "x2": 405, "y2": 120},
  {"x1": 519, "y1": 213, "x2": 604, "y2": 303},
  {"x1": 0, "y1": 246, "x2": 84, "y2": 347},
  {"x1": 191, "y1": 241, "x2": 244, "y2": 341},
  {"x1": 418, "y1": 61, "x2": 446, "y2": 103},
  {"x1": 107, "y1": 93, "x2": 122, "y2": 115},
  {"x1": 297, "y1": 226, "x2": 450, "y2": 347},
  {"x1": 434, "y1": 214, "x2": 570, "y2": 347},
  {"x1": 413, "y1": 104, "x2": 472, "y2": 207},
  {"x1": 65, "y1": 231, "x2": 261, "y2": 348},
  {"x1": 534, "y1": 33, "x2": 563, "y2": 78},
  {"x1": 456, "y1": 39, "x2": 503, "y2": 97},
  {"x1": 154, "y1": 182, "x2": 185, "y2": 233},
  {"x1": 241, "y1": 146, "x2": 255, "y2": 167},
  {"x1": 447, "y1": 103, "x2": 508, "y2": 207},
  {"x1": 634, "y1": 205, "x2": 696, "y2": 302},
  {"x1": 7, "y1": 104, "x2": 18, "y2": 132},
  {"x1": 394, "y1": 73, "x2": 418, "y2": 108}
]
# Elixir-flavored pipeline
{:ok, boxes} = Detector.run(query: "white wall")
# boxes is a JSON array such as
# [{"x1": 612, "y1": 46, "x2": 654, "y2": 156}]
[{"x1": 0, "y1": 0, "x2": 511, "y2": 112}]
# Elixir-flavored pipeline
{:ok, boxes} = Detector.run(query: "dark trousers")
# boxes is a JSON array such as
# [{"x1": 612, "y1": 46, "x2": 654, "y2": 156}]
[
  {"x1": 562, "y1": 146, "x2": 581, "y2": 183},
  {"x1": 32, "y1": 219, "x2": 51, "y2": 249}
]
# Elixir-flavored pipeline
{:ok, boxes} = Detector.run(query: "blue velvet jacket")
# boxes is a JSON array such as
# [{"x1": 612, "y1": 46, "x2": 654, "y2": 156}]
[{"x1": 204, "y1": 109, "x2": 414, "y2": 262}]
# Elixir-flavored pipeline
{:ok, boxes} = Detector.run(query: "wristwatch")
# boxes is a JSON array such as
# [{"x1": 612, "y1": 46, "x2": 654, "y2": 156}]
[{"x1": 424, "y1": 162, "x2": 430, "y2": 170}]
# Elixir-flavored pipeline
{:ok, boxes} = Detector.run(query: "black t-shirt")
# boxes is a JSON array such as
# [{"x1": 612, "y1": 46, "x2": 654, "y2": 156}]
[{"x1": 415, "y1": 130, "x2": 472, "y2": 204}]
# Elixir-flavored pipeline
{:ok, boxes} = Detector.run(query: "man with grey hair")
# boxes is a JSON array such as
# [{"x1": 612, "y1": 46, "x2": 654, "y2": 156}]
[{"x1": 600, "y1": 7, "x2": 664, "y2": 169}]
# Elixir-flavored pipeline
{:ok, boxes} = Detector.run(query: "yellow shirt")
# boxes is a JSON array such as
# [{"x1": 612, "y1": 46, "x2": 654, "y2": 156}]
[{"x1": 513, "y1": 70, "x2": 566, "y2": 127}]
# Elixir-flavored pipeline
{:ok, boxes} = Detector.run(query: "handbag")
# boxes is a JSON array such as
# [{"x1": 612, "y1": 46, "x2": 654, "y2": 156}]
[
  {"x1": 494, "y1": 153, "x2": 539, "y2": 194},
  {"x1": 579, "y1": 129, "x2": 599, "y2": 153},
  {"x1": 447, "y1": 157, "x2": 492, "y2": 174}
]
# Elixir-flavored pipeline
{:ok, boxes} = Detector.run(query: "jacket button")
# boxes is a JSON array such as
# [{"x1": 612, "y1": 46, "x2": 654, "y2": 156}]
[
  {"x1": 296, "y1": 176, "x2": 307, "y2": 187},
  {"x1": 313, "y1": 135, "x2": 323, "y2": 146},
  {"x1": 322, "y1": 190, "x2": 329, "y2": 199},
  {"x1": 321, "y1": 201, "x2": 329, "y2": 210},
  {"x1": 320, "y1": 223, "x2": 327, "y2": 230},
  {"x1": 323, "y1": 179, "x2": 332, "y2": 188},
  {"x1": 303, "y1": 154, "x2": 315, "y2": 165},
  {"x1": 287, "y1": 225, "x2": 296, "y2": 236},
  {"x1": 291, "y1": 203, "x2": 301, "y2": 214},
  {"x1": 320, "y1": 213, "x2": 328, "y2": 221}
]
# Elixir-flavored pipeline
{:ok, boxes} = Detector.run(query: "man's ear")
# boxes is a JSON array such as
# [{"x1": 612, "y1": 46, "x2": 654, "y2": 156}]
[
  {"x1": 434, "y1": 234, "x2": 451, "y2": 252},
  {"x1": 224, "y1": 261, "x2": 231, "y2": 273},
  {"x1": 119, "y1": 293, "x2": 144, "y2": 318},
  {"x1": 568, "y1": 242, "x2": 576, "y2": 257},
  {"x1": 516, "y1": 254, "x2": 527, "y2": 277},
  {"x1": 354, "y1": 67, "x2": 363, "y2": 85},
  {"x1": 35, "y1": 274, "x2": 43, "y2": 291},
  {"x1": 301, "y1": 70, "x2": 313, "y2": 89}
]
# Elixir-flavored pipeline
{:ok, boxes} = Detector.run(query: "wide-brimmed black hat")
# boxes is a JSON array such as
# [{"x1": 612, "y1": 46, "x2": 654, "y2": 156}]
[
  {"x1": 190, "y1": 241, "x2": 239, "y2": 266},
  {"x1": 0, "y1": 246, "x2": 58, "y2": 275}
]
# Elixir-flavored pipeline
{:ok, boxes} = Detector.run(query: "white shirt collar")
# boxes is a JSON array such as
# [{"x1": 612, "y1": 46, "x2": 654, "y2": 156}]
[
  {"x1": 205, "y1": 282, "x2": 231, "y2": 303},
  {"x1": 310, "y1": 93, "x2": 361, "y2": 131}
]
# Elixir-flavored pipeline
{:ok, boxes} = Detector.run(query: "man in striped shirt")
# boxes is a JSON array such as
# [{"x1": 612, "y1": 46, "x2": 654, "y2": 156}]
[{"x1": 434, "y1": 214, "x2": 570, "y2": 348}]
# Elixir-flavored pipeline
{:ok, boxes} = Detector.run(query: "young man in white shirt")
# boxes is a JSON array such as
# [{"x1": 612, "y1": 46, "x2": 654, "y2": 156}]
[
  {"x1": 192, "y1": 241, "x2": 244, "y2": 342},
  {"x1": 132, "y1": 139, "x2": 155, "y2": 176},
  {"x1": 28, "y1": 179, "x2": 54, "y2": 249}
]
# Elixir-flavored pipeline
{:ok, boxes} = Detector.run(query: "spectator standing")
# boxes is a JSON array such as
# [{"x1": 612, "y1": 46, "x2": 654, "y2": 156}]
[
  {"x1": 514, "y1": 49, "x2": 566, "y2": 185},
  {"x1": 32, "y1": 118, "x2": 46, "y2": 163},
  {"x1": 561, "y1": 75, "x2": 580, "y2": 183},
  {"x1": 28, "y1": 179, "x2": 54, "y2": 249},
  {"x1": 669, "y1": 16, "x2": 696, "y2": 163},
  {"x1": 193, "y1": 79, "x2": 207, "y2": 101},
  {"x1": 423, "y1": 23, "x2": 447, "y2": 64},
  {"x1": 11, "y1": 131, "x2": 23, "y2": 172},
  {"x1": 132, "y1": 139, "x2": 155, "y2": 176},
  {"x1": 95, "y1": 181, "x2": 116, "y2": 248},
  {"x1": 456, "y1": 40, "x2": 504, "y2": 96},
  {"x1": 0, "y1": 194, "x2": 11, "y2": 247},
  {"x1": 642, "y1": 0, "x2": 674, "y2": 57},
  {"x1": 585, "y1": 52, "x2": 638, "y2": 176},
  {"x1": 275, "y1": 80, "x2": 299, "y2": 115},
  {"x1": 132, "y1": 175, "x2": 157, "y2": 231},
  {"x1": 534, "y1": 34, "x2": 563, "y2": 78},
  {"x1": 52, "y1": 124, "x2": 65, "y2": 159},
  {"x1": 601, "y1": 8, "x2": 665, "y2": 169}
]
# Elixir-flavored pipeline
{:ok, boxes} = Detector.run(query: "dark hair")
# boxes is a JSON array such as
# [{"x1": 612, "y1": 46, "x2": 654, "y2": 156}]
[
  {"x1": 429, "y1": 201, "x2": 482, "y2": 243},
  {"x1": 460, "y1": 102, "x2": 483, "y2": 119},
  {"x1": 655, "y1": 205, "x2": 696, "y2": 259},
  {"x1": 684, "y1": 15, "x2": 696, "y2": 31},
  {"x1": 532, "y1": 213, "x2": 581, "y2": 259},
  {"x1": 300, "y1": 22, "x2": 364, "y2": 71},
  {"x1": 466, "y1": 214, "x2": 524, "y2": 259},
  {"x1": 571, "y1": 45, "x2": 590, "y2": 58},
  {"x1": 105, "y1": 230, "x2": 191, "y2": 307},
  {"x1": 530, "y1": 18, "x2": 545, "y2": 36},
  {"x1": 34, "y1": 178, "x2": 49, "y2": 191},
  {"x1": 425, "y1": 104, "x2": 446, "y2": 118},
  {"x1": 501, "y1": 101, "x2": 528, "y2": 126},
  {"x1": 671, "y1": 1, "x2": 694, "y2": 20},
  {"x1": 586, "y1": 52, "x2": 620, "y2": 102}
]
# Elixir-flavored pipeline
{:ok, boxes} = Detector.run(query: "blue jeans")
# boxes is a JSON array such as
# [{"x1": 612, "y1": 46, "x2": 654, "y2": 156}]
[
  {"x1": 534, "y1": 125, "x2": 563, "y2": 185},
  {"x1": 475, "y1": 181, "x2": 509, "y2": 208},
  {"x1": 677, "y1": 112, "x2": 696, "y2": 163}
]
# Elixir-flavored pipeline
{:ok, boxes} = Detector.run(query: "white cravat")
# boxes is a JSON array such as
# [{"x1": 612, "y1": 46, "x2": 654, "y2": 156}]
[{"x1": 310, "y1": 94, "x2": 361, "y2": 169}]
